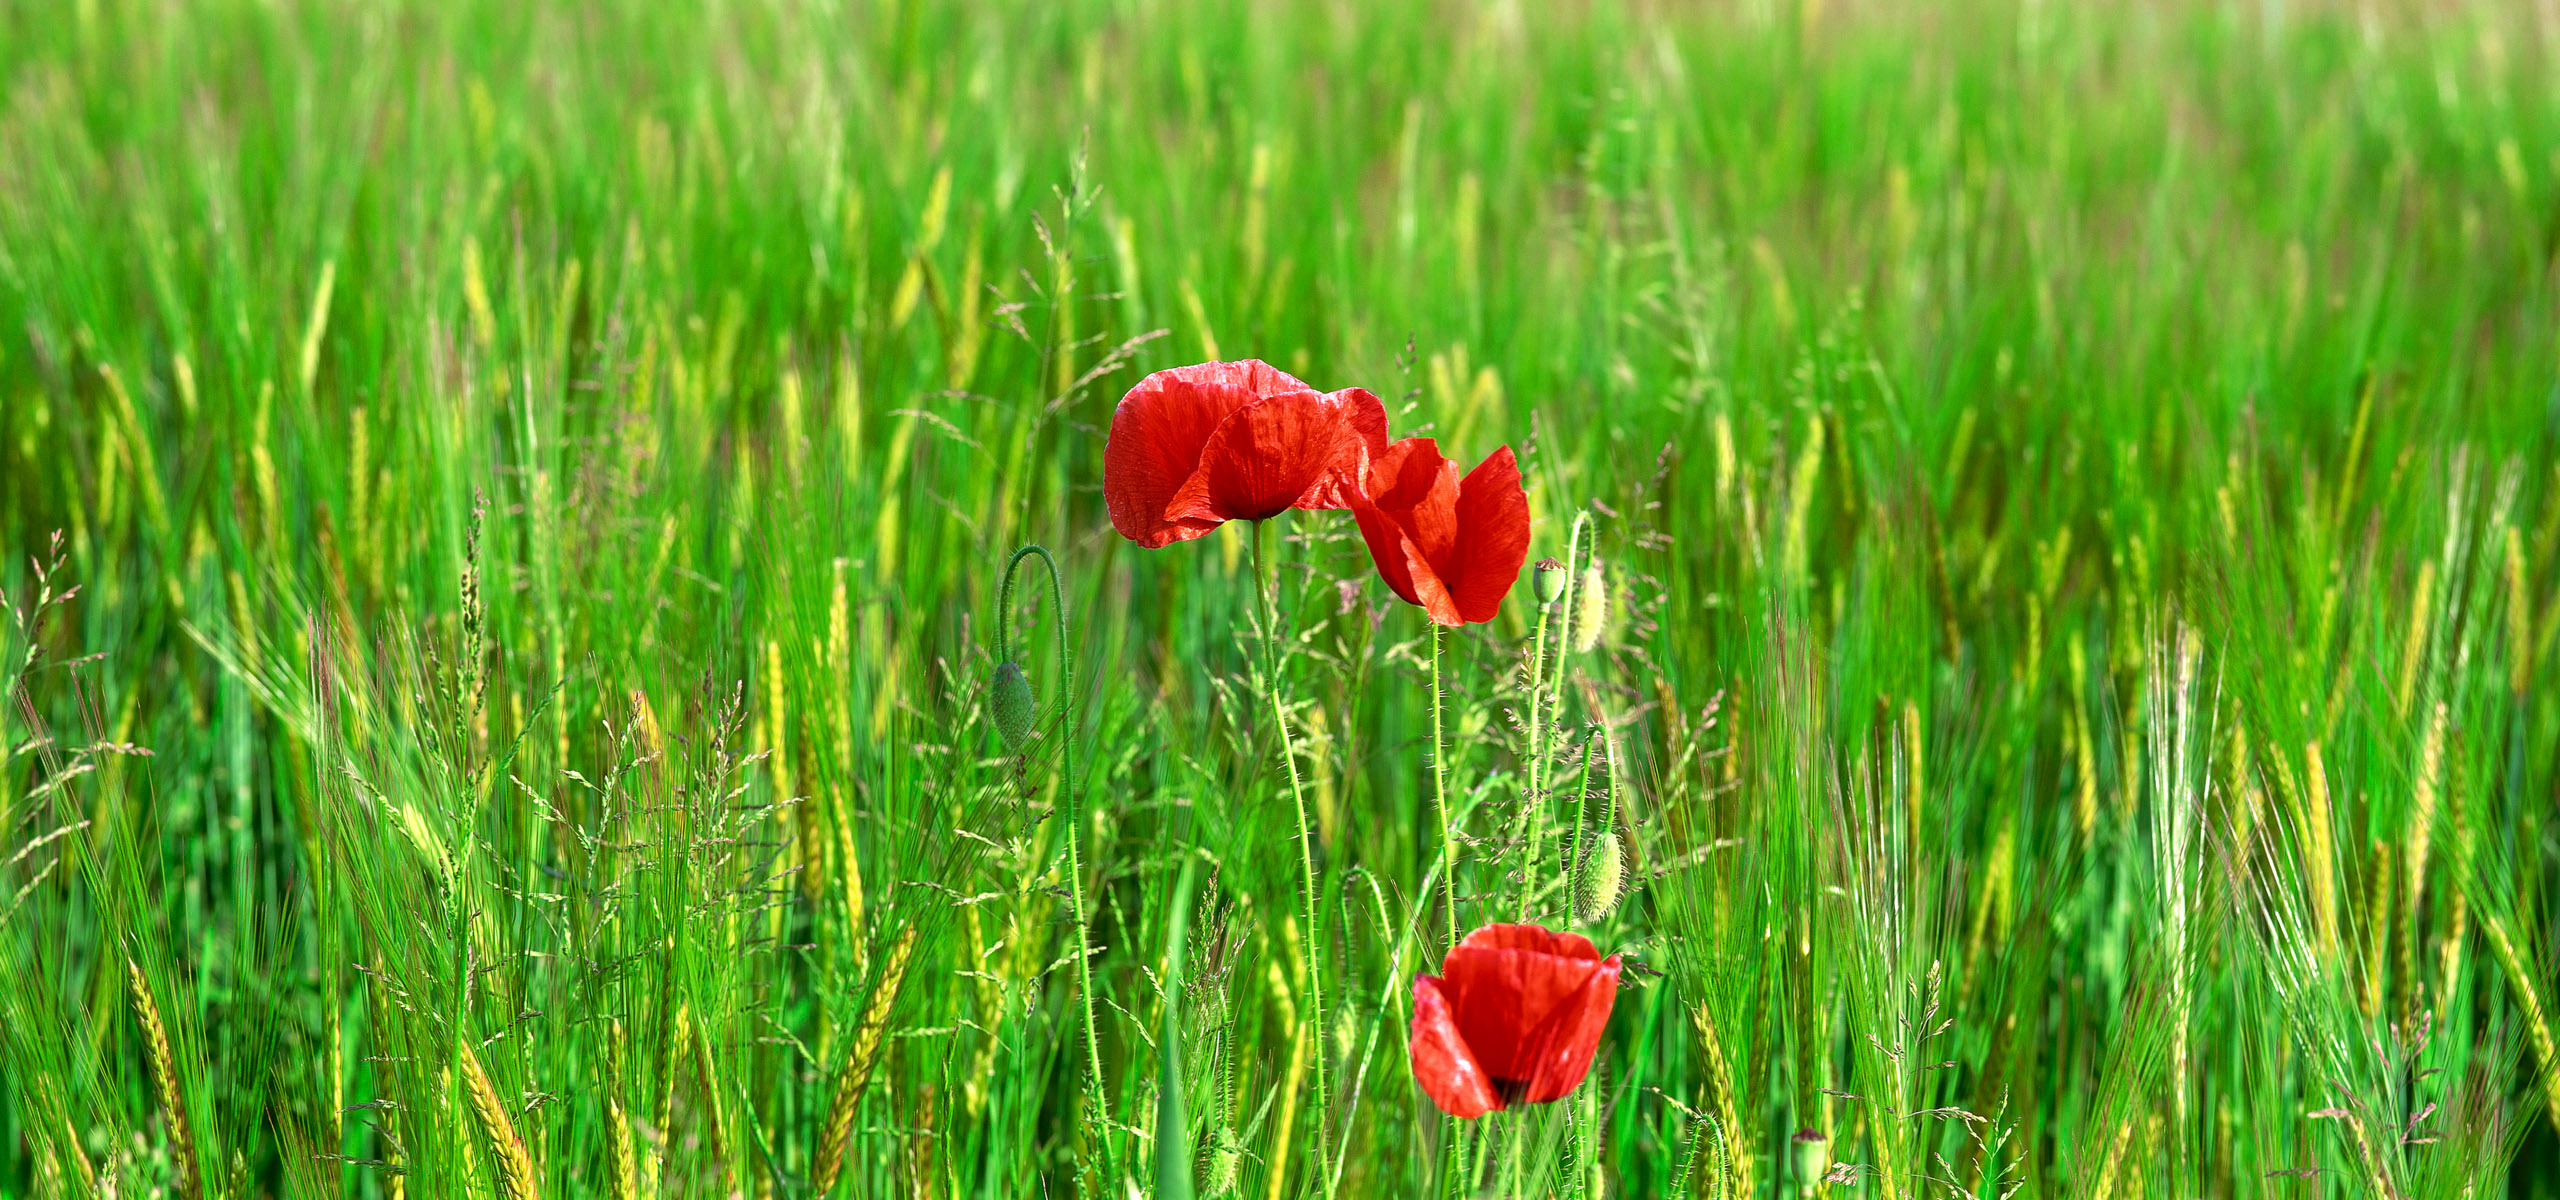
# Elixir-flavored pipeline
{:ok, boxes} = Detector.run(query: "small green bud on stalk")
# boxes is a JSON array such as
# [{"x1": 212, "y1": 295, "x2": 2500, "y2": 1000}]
[
  {"x1": 1570, "y1": 563, "x2": 1610, "y2": 653},
  {"x1": 1574, "y1": 828, "x2": 1626, "y2": 925},
  {"x1": 1533, "y1": 557, "x2": 1568, "y2": 605},
  {"x1": 991, "y1": 661, "x2": 1035, "y2": 750}
]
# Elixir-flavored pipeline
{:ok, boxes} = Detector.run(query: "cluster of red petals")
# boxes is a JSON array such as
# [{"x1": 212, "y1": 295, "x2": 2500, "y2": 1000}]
[
  {"x1": 1347, "y1": 439, "x2": 1531, "y2": 626},
  {"x1": 1408, "y1": 923, "x2": 1621, "y2": 1119},
  {"x1": 1103, "y1": 360, "x2": 1389, "y2": 549},
  {"x1": 1105, "y1": 360, "x2": 1534, "y2": 624}
]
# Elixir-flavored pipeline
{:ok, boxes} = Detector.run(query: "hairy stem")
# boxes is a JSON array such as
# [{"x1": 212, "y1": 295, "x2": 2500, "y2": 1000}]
[
  {"x1": 1000, "y1": 544, "x2": 1109, "y2": 1173},
  {"x1": 1249, "y1": 519, "x2": 1331, "y2": 1195}
]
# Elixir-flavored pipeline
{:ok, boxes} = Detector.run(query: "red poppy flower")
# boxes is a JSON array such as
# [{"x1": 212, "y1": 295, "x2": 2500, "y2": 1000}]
[
  {"x1": 1104, "y1": 360, "x2": 1391, "y2": 548},
  {"x1": 1409, "y1": 923, "x2": 1622, "y2": 1118},
  {"x1": 1347, "y1": 438, "x2": 1532, "y2": 625}
]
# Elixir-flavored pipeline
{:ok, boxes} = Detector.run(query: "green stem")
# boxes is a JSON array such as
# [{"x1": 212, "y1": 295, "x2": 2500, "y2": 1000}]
[
  {"x1": 1534, "y1": 512, "x2": 1594, "y2": 907},
  {"x1": 1248, "y1": 519, "x2": 1332, "y2": 1196},
  {"x1": 1000, "y1": 545, "x2": 1109, "y2": 1173},
  {"x1": 1519, "y1": 602, "x2": 1550, "y2": 923},
  {"x1": 1432, "y1": 621, "x2": 1455, "y2": 949}
]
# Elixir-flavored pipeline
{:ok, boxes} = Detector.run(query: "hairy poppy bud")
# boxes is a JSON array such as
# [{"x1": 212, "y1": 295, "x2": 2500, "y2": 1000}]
[
  {"x1": 1573, "y1": 829, "x2": 1626, "y2": 926},
  {"x1": 1569, "y1": 563, "x2": 1609, "y2": 653},
  {"x1": 991, "y1": 661, "x2": 1034, "y2": 750},
  {"x1": 1533, "y1": 558, "x2": 1567, "y2": 605}
]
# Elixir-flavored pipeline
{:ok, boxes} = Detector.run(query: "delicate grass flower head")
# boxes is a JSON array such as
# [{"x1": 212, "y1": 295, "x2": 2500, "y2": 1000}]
[
  {"x1": 1347, "y1": 438, "x2": 1532, "y2": 626},
  {"x1": 1103, "y1": 359, "x2": 1390, "y2": 548},
  {"x1": 1407, "y1": 923, "x2": 1622, "y2": 1118}
]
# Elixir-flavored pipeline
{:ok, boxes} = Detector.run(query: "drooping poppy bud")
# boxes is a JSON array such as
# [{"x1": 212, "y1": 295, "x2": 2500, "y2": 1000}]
[
  {"x1": 1569, "y1": 562, "x2": 1609, "y2": 652},
  {"x1": 1408, "y1": 923, "x2": 1621, "y2": 1118},
  {"x1": 1532, "y1": 558, "x2": 1567, "y2": 605},
  {"x1": 1572, "y1": 828, "x2": 1626, "y2": 926},
  {"x1": 1348, "y1": 439, "x2": 1533, "y2": 626},
  {"x1": 1103, "y1": 360, "x2": 1391, "y2": 548},
  {"x1": 991, "y1": 661, "x2": 1034, "y2": 751}
]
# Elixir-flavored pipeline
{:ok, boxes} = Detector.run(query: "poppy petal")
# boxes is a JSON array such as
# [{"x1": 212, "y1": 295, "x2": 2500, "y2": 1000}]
[
  {"x1": 1439, "y1": 925, "x2": 1613, "y2": 1085},
  {"x1": 1291, "y1": 387, "x2": 1393, "y2": 510},
  {"x1": 1409, "y1": 975, "x2": 1501, "y2": 1118},
  {"x1": 1104, "y1": 360, "x2": 1316, "y2": 547},
  {"x1": 1442, "y1": 447, "x2": 1531, "y2": 624},
  {"x1": 1512, "y1": 954, "x2": 1621, "y2": 1102},
  {"x1": 1162, "y1": 390, "x2": 1370, "y2": 525}
]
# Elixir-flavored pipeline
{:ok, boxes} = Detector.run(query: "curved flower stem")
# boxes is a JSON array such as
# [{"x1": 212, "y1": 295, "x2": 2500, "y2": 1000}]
[
  {"x1": 999, "y1": 545, "x2": 1110, "y2": 1173},
  {"x1": 1247, "y1": 519, "x2": 1332, "y2": 1195}
]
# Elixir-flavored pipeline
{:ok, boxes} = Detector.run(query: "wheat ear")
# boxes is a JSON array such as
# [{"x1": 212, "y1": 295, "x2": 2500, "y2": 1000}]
[
  {"x1": 812, "y1": 924, "x2": 918, "y2": 1196},
  {"x1": 460, "y1": 1039, "x2": 541, "y2": 1200},
  {"x1": 126, "y1": 959, "x2": 201, "y2": 1200},
  {"x1": 609, "y1": 1019, "x2": 640, "y2": 1200}
]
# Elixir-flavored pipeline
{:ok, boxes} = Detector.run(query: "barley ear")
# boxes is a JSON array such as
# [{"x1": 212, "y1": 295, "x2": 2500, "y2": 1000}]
[
  {"x1": 460, "y1": 1039, "x2": 541, "y2": 1200},
  {"x1": 56, "y1": 1110, "x2": 97, "y2": 1199},
  {"x1": 609, "y1": 1019, "x2": 640, "y2": 1200},
  {"x1": 127, "y1": 958, "x2": 202, "y2": 1200},
  {"x1": 812, "y1": 924, "x2": 919, "y2": 1196}
]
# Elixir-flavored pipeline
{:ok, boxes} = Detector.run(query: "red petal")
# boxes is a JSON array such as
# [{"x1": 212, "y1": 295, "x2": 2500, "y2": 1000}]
[
  {"x1": 1438, "y1": 924, "x2": 1615, "y2": 1090},
  {"x1": 1161, "y1": 390, "x2": 1376, "y2": 525},
  {"x1": 1409, "y1": 975, "x2": 1501, "y2": 1118},
  {"x1": 1103, "y1": 361, "x2": 1314, "y2": 546},
  {"x1": 1348, "y1": 439, "x2": 1468, "y2": 620},
  {"x1": 1292, "y1": 387, "x2": 1393, "y2": 511},
  {"x1": 1513, "y1": 954, "x2": 1620, "y2": 1102},
  {"x1": 1441, "y1": 447, "x2": 1531, "y2": 624}
]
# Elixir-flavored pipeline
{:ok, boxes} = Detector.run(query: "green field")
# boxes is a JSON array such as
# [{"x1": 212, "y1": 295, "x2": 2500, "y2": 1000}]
[{"x1": 4, "y1": 0, "x2": 2558, "y2": 1195}]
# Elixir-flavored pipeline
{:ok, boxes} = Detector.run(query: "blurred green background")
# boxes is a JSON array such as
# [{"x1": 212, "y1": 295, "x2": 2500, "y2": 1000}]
[{"x1": 2, "y1": 0, "x2": 2557, "y2": 1196}]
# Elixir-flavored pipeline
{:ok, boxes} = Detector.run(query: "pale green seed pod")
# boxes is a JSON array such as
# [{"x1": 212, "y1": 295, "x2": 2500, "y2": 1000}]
[
  {"x1": 1574, "y1": 827, "x2": 1626, "y2": 925},
  {"x1": 1569, "y1": 563, "x2": 1610, "y2": 653},
  {"x1": 991, "y1": 661, "x2": 1035, "y2": 751},
  {"x1": 1533, "y1": 557, "x2": 1568, "y2": 605}
]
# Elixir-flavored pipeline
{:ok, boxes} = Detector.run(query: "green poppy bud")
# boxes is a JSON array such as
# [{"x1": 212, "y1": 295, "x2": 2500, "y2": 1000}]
[
  {"x1": 1533, "y1": 558, "x2": 1568, "y2": 605},
  {"x1": 1569, "y1": 563, "x2": 1610, "y2": 653},
  {"x1": 991, "y1": 661, "x2": 1035, "y2": 751},
  {"x1": 1573, "y1": 827, "x2": 1626, "y2": 925}
]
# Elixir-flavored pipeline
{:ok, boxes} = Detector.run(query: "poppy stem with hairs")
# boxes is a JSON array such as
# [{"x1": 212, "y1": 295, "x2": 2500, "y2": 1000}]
[
  {"x1": 1520, "y1": 588, "x2": 1551, "y2": 923},
  {"x1": 998, "y1": 545, "x2": 1110, "y2": 1172},
  {"x1": 1429, "y1": 619, "x2": 1468, "y2": 1200},
  {"x1": 1524, "y1": 512, "x2": 1590, "y2": 916},
  {"x1": 1431, "y1": 623, "x2": 1455, "y2": 950},
  {"x1": 1246, "y1": 517, "x2": 1332, "y2": 1195}
]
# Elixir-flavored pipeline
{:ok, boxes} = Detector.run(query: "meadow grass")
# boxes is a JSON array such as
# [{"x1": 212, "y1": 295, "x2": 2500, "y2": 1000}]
[{"x1": 2, "y1": 0, "x2": 2558, "y2": 1196}]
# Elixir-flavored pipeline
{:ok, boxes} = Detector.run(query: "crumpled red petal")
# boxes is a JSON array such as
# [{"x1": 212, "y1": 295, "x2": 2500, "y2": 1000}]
[
  {"x1": 1160, "y1": 387, "x2": 1385, "y2": 525},
  {"x1": 1348, "y1": 438, "x2": 1530, "y2": 625},
  {"x1": 1409, "y1": 974, "x2": 1501, "y2": 1118},
  {"x1": 1103, "y1": 360, "x2": 1314, "y2": 547},
  {"x1": 1437, "y1": 923, "x2": 1620, "y2": 1101}
]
